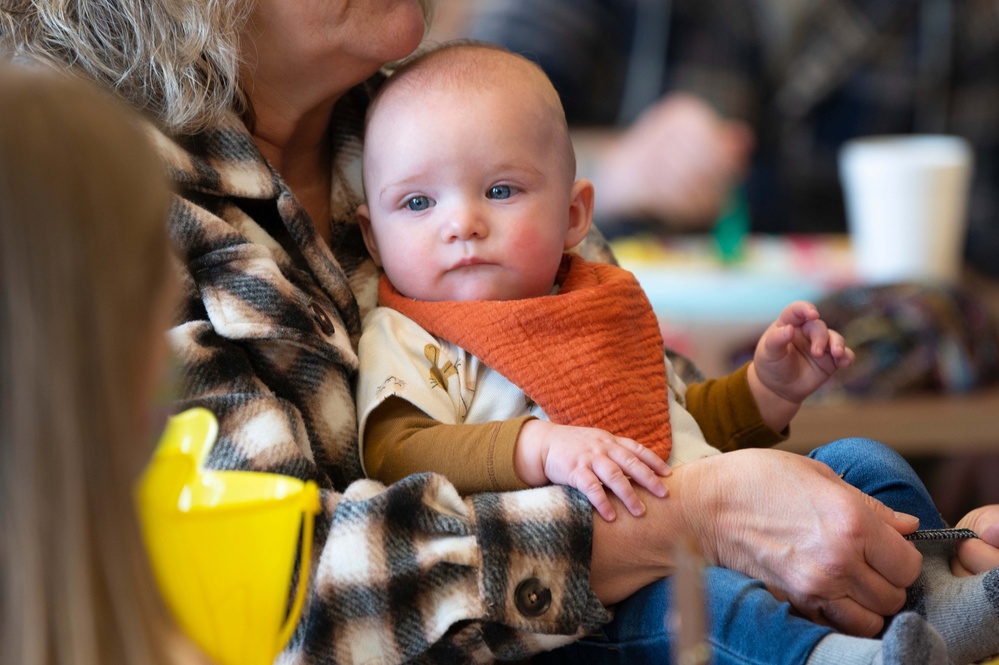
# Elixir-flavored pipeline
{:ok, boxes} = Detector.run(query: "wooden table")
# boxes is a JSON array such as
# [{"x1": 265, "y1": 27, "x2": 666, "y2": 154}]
[{"x1": 779, "y1": 386, "x2": 999, "y2": 456}]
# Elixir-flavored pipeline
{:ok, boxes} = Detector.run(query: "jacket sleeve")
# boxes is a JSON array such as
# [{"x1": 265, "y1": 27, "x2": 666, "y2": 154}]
[{"x1": 166, "y1": 196, "x2": 609, "y2": 664}]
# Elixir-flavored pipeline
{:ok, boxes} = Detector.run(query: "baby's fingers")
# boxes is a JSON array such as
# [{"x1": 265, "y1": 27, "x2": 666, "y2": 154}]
[
  {"x1": 609, "y1": 442, "x2": 669, "y2": 498},
  {"x1": 592, "y1": 458, "x2": 647, "y2": 518},
  {"x1": 623, "y1": 438, "x2": 671, "y2": 477},
  {"x1": 575, "y1": 468, "x2": 617, "y2": 521},
  {"x1": 801, "y1": 318, "x2": 831, "y2": 355},
  {"x1": 777, "y1": 300, "x2": 819, "y2": 326},
  {"x1": 827, "y1": 330, "x2": 856, "y2": 368},
  {"x1": 760, "y1": 322, "x2": 794, "y2": 358}
]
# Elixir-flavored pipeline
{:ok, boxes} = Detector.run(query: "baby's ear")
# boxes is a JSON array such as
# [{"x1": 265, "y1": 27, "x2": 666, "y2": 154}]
[
  {"x1": 356, "y1": 204, "x2": 382, "y2": 266},
  {"x1": 564, "y1": 178, "x2": 594, "y2": 249}
]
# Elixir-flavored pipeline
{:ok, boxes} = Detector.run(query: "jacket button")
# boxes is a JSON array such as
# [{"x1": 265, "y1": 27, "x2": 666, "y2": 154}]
[
  {"x1": 514, "y1": 578, "x2": 552, "y2": 618},
  {"x1": 310, "y1": 303, "x2": 336, "y2": 336}
]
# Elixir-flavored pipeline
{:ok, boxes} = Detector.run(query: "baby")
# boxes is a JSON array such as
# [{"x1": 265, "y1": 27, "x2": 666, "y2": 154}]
[
  {"x1": 353, "y1": 42, "x2": 999, "y2": 665},
  {"x1": 355, "y1": 41, "x2": 851, "y2": 519}
]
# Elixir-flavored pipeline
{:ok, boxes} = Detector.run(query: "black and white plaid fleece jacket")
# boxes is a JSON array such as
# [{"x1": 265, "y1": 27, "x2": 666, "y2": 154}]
[{"x1": 149, "y1": 80, "x2": 611, "y2": 664}]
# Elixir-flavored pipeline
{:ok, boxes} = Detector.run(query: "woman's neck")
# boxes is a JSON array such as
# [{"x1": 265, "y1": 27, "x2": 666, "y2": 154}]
[{"x1": 251, "y1": 94, "x2": 337, "y2": 246}]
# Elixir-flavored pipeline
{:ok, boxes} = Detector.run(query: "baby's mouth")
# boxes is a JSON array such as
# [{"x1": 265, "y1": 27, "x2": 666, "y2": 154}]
[{"x1": 451, "y1": 256, "x2": 490, "y2": 270}]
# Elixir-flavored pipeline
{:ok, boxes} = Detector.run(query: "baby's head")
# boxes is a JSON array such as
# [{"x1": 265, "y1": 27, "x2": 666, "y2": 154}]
[{"x1": 357, "y1": 41, "x2": 593, "y2": 302}]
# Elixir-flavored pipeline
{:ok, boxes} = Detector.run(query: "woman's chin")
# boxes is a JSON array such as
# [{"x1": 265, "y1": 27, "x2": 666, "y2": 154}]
[{"x1": 381, "y1": 2, "x2": 427, "y2": 61}]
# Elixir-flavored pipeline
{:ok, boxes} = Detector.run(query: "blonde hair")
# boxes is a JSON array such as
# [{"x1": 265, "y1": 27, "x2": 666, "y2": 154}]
[
  {"x1": 0, "y1": 64, "x2": 197, "y2": 665},
  {"x1": 0, "y1": 0, "x2": 436, "y2": 136}
]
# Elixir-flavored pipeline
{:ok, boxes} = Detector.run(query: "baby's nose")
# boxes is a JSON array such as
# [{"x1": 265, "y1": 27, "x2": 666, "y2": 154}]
[{"x1": 443, "y1": 207, "x2": 488, "y2": 241}]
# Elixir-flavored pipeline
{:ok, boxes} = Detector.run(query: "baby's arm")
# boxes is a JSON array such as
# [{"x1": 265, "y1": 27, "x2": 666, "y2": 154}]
[
  {"x1": 365, "y1": 399, "x2": 669, "y2": 522},
  {"x1": 364, "y1": 397, "x2": 532, "y2": 492},
  {"x1": 514, "y1": 420, "x2": 670, "y2": 522},
  {"x1": 748, "y1": 301, "x2": 855, "y2": 431}
]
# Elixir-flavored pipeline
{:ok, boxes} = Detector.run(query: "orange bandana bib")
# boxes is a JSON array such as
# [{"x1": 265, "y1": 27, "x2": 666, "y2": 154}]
[{"x1": 378, "y1": 254, "x2": 672, "y2": 460}]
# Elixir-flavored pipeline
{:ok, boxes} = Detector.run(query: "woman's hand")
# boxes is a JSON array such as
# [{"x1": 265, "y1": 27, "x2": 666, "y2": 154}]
[
  {"x1": 589, "y1": 93, "x2": 754, "y2": 227},
  {"x1": 953, "y1": 504, "x2": 999, "y2": 576},
  {"x1": 590, "y1": 448, "x2": 921, "y2": 637}
]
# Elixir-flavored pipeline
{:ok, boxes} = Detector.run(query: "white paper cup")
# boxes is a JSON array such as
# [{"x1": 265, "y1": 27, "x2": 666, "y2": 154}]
[{"x1": 839, "y1": 135, "x2": 973, "y2": 284}]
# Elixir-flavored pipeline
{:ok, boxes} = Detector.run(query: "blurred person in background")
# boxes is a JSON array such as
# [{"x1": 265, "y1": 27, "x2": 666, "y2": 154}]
[
  {"x1": 466, "y1": 0, "x2": 999, "y2": 277},
  {"x1": 0, "y1": 64, "x2": 206, "y2": 665}
]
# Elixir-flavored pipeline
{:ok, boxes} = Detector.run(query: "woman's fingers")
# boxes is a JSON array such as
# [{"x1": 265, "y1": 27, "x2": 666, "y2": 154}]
[{"x1": 809, "y1": 596, "x2": 888, "y2": 637}]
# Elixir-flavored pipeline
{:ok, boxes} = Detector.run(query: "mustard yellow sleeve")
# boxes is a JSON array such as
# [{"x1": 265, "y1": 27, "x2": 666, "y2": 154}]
[
  {"x1": 363, "y1": 397, "x2": 533, "y2": 493},
  {"x1": 684, "y1": 363, "x2": 788, "y2": 453}
]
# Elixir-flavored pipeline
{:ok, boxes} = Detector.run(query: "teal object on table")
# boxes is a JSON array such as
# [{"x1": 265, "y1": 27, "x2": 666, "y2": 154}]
[{"x1": 713, "y1": 186, "x2": 750, "y2": 263}]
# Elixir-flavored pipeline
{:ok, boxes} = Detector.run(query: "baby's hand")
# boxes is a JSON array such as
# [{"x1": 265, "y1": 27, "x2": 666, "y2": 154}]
[
  {"x1": 753, "y1": 300, "x2": 855, "y2": 405},
  {"x1": 515, "y1": 420, "x2": 670, "y2": 521},
  {"x1": 747, "y1": 301, "x2": 855, "y2": 431}
]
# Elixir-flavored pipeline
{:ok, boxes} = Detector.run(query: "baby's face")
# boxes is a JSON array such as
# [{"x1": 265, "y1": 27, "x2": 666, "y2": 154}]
[{"x1": 358, "y1": 64, "x2": 586, "y2": 302}]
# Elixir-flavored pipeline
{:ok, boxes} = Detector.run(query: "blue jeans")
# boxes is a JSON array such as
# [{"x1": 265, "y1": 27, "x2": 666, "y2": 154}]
[{"x1": 534, "y1": 438, "x2": 944, "y2": 665}]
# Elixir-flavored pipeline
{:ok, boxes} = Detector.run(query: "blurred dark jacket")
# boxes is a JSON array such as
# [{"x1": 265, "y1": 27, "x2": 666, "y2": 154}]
[{"x1": 468, "y1": 0, "x2": 999, "y2": 277}]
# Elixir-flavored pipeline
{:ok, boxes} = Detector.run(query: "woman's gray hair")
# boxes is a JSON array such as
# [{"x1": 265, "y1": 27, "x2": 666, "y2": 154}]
[
  {"x1": 0, "y1": 0, "x2": 253, "y2": 136},
  {"x1": 1, "y1": 0, "x2": 436, "y2": 136}
]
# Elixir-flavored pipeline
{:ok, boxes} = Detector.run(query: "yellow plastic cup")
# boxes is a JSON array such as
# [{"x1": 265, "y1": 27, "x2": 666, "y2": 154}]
[{"x1": 136, "y1": 408, "x2": 321, "y2": 665}]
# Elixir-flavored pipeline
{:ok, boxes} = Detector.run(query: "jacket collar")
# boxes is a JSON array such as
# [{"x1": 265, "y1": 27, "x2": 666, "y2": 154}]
[{"x1": 148, "y1": 112, "x2": 281, "y2": 201}]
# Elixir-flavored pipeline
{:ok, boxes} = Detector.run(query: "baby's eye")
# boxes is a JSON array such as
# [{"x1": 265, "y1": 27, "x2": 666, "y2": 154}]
[
  {"x1": 486, "y1": 185, "x2": 515, "y2": 200},
  {"x1": 404, "y1": 195, "x2": 435, "y2": 211}
]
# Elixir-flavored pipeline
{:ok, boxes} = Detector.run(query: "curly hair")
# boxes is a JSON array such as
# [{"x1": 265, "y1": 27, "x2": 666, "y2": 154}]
[
  {"x1": 0, "y1": 0, "x2": 436, "y2": 136},
  {"x1": 0, "y1": 0, "x2": 253, "y2": 135}
]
